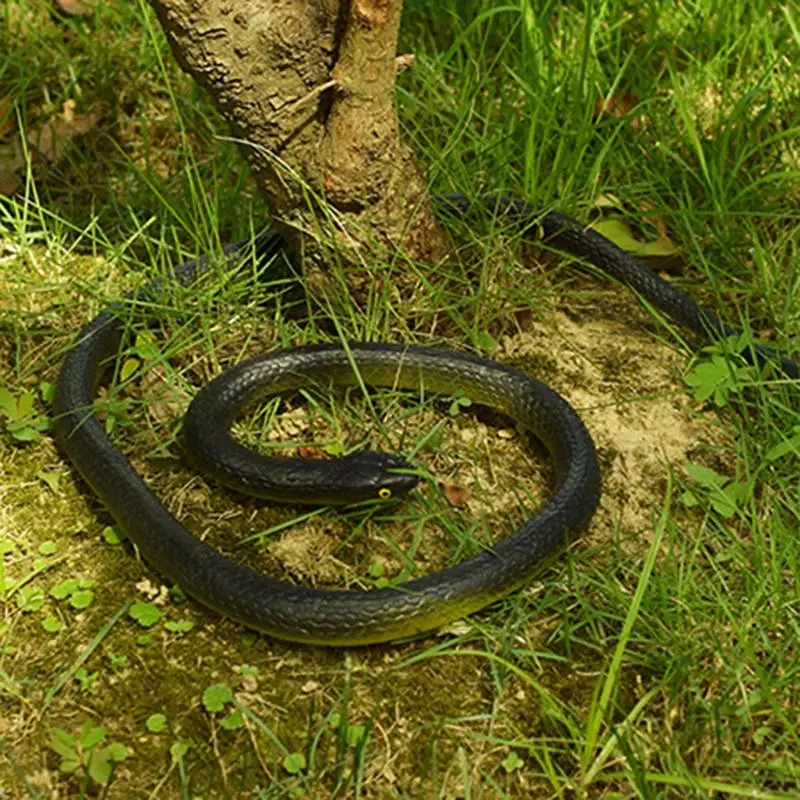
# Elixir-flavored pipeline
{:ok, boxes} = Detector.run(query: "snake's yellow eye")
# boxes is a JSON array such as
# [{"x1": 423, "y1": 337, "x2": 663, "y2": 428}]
[{"x1": 378, "y1": 487, "x2": 392, "y2": 500}]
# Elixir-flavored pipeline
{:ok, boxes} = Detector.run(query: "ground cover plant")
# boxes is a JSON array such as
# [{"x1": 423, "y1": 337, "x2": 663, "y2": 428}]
[{"x1": 1, "y1": 0, "x2": 798, "y2": 796}]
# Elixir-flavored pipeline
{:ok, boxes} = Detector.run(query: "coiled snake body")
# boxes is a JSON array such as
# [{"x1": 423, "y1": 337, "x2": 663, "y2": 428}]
[{"x1": 54, "y1": 196, "x2": 798, "y2": 645}]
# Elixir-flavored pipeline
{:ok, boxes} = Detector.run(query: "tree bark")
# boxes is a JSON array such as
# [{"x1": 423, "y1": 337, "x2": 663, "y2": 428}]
[{"x1": 146, "y1": 0, "x2": 447, "y2": 265}]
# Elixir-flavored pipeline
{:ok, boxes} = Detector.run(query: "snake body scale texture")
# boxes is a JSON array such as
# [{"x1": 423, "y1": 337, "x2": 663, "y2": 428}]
[{"x1": 54, "y1": 195, "x2": 798, "y2": 645}]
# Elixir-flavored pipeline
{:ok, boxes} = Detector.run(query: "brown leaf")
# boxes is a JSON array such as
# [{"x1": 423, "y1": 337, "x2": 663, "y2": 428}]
[
  {"x1": 639, "y1": 200, "x2": 671, "y2": 241},
  {"x1": 0, "y1": 97, "x2": 13, "y2": 139},
  {"x1": 0, "y1": 164, "x2": 22, "y2": 196},
  {"x1": 140, "y1": 367, "x2": 185, "y2": 425},
  {"x1": 395, "y1": 54, "x2": 415, "y2": 72},
  {"x1": 440, "y1": 482, "x2": 472, "y2": 507},
  {"x1": 0, "y1": 138, "x2": 26, "y2": 197},
  {"x1": 594, "y1": 92, "x2": 638, "y2": 120},
  {"x1": 514, "y1": 308, "x2": 534, "y2": 331},
  {"x1": 54, "y1": 0, "x2": 93, "y2": 16},
  {"x1": 297, "y1": 446, "x2": 326, "y2": 459},
  {"x1": 27, "y1": 100, "x2": 98, "y2": 162}
]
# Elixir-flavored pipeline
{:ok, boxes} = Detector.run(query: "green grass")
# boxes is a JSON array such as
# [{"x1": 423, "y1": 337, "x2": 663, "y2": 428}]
[{"x1": 1, "y1": 0, "x2": 799, "y2": 796}]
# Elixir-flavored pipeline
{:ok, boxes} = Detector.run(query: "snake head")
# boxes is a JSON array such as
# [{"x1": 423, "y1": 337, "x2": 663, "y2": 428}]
[{"x1": 337, "y1": 451, "x2": 419, "y2": 502}]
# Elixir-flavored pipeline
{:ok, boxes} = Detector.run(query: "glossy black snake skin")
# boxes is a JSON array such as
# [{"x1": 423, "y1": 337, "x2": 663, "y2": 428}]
[{"x1": 54, "y1": 195, "x2": 798, "y2": 645}]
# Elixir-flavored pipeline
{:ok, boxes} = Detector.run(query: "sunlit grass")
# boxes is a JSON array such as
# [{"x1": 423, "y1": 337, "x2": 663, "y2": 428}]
[{"x1": 0, "y1": 0, "x2": 798, "y2": 797}]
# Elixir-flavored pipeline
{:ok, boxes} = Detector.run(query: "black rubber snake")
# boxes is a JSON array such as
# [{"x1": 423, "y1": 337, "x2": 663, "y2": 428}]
[{"x1": 54, "y1": 195, "x2": 798, "y2": 645}]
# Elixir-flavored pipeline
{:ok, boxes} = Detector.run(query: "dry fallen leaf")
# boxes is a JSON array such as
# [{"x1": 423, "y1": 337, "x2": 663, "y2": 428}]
[
  {"x1": 440, "y1": 482, "x2": 472, "y2": 507},
  {"x1": 0, "y1": 97, "x2": 13, "y2": 139},
  {"x1": 594, "y1": 92, "x2": 638, "y2": 120},
  {"x1": 514, "y1": 308, "x2": 535, "y2": 331},
  {"x1": 54, "y1": 0, "x2": 93, "y2": 16},
  {"x1": 27, "y1": 99, "x2": 99, "y2": 163},
  {"x1": 140, "y1": 367, "x2": 186, "y2": 425},
  {"x1": 639, "y1": 200, "x2": 672, "y2": 242},
  {"x1": 296, "y1": 446, "x2": 326, "y2": 459},
  {"x1": 0, "y1": 137, "x2": 25, "y2": 197},
  {"x1": 395, "y1": 53, "x2": 415, "y2": 71},
  {"x1": 0, "y1": 164, "x2": 22, "y2": 196},
  {"x1": 594, "y1": 92, "x2": 644, "y2": 131}
]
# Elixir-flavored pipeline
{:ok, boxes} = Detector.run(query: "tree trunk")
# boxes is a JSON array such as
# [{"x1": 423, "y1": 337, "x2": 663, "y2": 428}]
[{"x1": 146, "y1": 0, "x2": 448, "y2": 267}]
